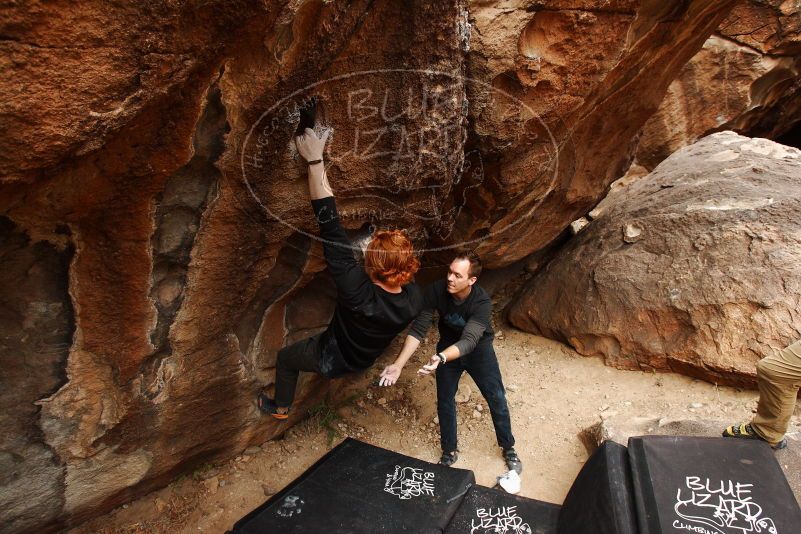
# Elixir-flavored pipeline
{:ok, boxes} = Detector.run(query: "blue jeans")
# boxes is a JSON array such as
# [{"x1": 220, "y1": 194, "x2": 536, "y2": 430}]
[{"x1": 435, "y1": 342, "x2": 515, "y2": 452}]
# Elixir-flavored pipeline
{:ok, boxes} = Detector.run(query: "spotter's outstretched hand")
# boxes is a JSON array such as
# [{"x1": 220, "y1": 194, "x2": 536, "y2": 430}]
[{"x1": 417, "y1": 354, "x2": 441, "y2": 376}]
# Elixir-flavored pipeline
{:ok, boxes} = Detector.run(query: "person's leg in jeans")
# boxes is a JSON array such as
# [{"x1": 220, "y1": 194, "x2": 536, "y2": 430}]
[
  {"x1": 272, "y1": 334, "x2": 323, "y2": 409},
  {"x1": 465, "y1": 344, "x2": 515, "y2": 450},
  {"x1": 435, "y1": 360, "x2": 464, "y2": 455},
  {"x1": 751, "y1": 339, "x2": 801, "y2": 444}
]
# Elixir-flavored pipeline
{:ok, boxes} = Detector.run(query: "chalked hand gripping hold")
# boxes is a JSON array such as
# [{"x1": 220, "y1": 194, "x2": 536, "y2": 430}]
[{"x1": 294, "y1": 97, "x2": 317, "y2": 136}]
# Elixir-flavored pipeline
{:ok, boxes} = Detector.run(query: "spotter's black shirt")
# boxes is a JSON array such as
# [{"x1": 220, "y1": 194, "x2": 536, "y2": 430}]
[{"x1": 408, "y1": 279, "x2": 494, "y2": 355}]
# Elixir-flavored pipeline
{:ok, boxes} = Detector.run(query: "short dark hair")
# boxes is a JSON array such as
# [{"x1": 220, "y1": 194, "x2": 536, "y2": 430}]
[{"x1": 452, "y1": 251, "x2": 482, "y2": 278}]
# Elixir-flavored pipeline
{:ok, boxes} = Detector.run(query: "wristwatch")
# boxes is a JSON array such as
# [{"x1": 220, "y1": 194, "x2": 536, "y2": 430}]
[
  {"x1": 436, "y1": 352, "x2": 447, "y2": 365},
  {"x1": 306, "y1": 158, "x2": 323, "y2": 166}
]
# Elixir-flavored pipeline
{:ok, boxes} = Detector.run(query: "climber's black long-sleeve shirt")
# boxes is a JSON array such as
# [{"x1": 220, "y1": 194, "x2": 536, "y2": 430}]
[{"x1": 312, "y1": 196, "x2": 423, "y2": 370}]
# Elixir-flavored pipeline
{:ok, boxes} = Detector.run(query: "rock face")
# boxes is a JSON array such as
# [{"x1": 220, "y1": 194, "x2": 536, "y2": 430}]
[
  {"x1": 509, "y1": 132, "x2": 801, "y2": 386},
  {"x1": 0, "y1": 0, "x2": 784, "y2": 531},
  {"x1": 0, "y1": 217, "x2": 74, "y2": 531},
  {"x1": 1, "y1": 1, "x2": 468, "y2": 532},
  {"x1": 454, "y1": 0, "x2": 740, "y2": 267},
  {"x1": 637, "y1": 0, "x2": 801, "y2": 169}
]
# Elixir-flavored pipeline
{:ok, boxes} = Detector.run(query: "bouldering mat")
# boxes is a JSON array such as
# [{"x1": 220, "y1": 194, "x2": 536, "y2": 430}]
[
  {"x1": 444, "y1": 484, "x2": 560, "y2": 534},
  {"x1": 558, "y1": 440, "x2": 638, "y2": 534},
  {"x1": 230, "y1": 438, "x2": 475, "y2": 533},
  {"x1": 628, "y1": 435, "x2": 801, "y2": 534}
]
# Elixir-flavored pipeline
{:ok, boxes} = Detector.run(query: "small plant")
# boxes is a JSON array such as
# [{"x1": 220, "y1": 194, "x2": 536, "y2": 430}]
[
  {"x1": 308, "y1": 400, "x2": 343, "y2": 446},
  {"x1": 191, "y1": 462, "x2": 214, "y2": 481},
  {"x1": 339, "y1": 392, "x2": 362, "y2": 408}
]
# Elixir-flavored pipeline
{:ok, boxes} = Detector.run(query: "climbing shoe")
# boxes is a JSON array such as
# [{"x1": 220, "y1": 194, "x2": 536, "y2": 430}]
[
  {"x1": 258, "y1": 392, "x2": 289, "y2": 420},
  {"x1": 503, "y1": 447, "x2": 523, "y2": 474},
  {"x1": 722, "y1": 422, "x2": 787, "y2": 450},
  {"x1": 439, "y1": 450, "x2": 458, "y2": 467}
]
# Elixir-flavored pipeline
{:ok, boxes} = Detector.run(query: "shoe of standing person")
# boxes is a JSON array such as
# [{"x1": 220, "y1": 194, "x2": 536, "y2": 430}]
[
  {"x1": 503, "y1": 447, "x2": 523, "y2": 474},
  {"x1": 722, "y1": 422, "x2": 787, "y2": 450},
  {"x1": 439, "y1": 450, "x2": 458, "y2": 467}
]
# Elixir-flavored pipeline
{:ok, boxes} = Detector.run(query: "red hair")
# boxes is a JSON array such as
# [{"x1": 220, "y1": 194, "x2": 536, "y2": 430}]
[{"x1": 364, "y1": 230, "x2": 420, "y2": 287}]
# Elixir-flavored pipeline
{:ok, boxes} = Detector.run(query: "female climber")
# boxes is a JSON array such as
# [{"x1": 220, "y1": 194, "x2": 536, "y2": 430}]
[{"x1": 258, "y1": 127, "x2": 423, "y2": 419}]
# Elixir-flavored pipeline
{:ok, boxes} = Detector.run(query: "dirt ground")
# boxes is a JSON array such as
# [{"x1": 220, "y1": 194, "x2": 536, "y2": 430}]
[{"x1": 69, "y1": 289, "x2": 800, "y2": 534}]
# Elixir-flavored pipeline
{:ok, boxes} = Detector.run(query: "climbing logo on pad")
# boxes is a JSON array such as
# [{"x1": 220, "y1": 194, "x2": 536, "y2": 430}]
[
  {"x1": 384, "y1": 465, "x2": 435, "y2": 500},
  {"x1": 470, "y1": 506, "x2": 532, "y2": 534},
  {"x1": 672, "y1": 476, "x2": 777, "y2": 534}
]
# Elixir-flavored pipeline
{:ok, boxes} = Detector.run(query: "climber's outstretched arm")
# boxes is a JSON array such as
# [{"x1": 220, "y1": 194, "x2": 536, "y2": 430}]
[{"x1": 295, "y1": 127, "x2": 332, "y2": 200}]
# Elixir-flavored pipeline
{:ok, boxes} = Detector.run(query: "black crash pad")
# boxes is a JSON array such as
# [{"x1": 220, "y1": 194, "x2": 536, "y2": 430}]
[
  {"x1": 628, "y1": 436, "x2": 801, "y2": 534},
  {"x1": 558, "y1": 440, "x2": 638, "y2": 534},
  {"x1": 230, "y1": 438, "x2": 475, "y2": 533},
  {"x1": 444, "y1": 485, "x2": 560, "y2": 534}
]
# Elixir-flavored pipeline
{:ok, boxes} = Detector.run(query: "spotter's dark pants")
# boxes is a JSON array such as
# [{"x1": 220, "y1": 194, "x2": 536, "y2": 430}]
[{"x1": 435, "y1": 342, "x2": 515, "y2": 452}]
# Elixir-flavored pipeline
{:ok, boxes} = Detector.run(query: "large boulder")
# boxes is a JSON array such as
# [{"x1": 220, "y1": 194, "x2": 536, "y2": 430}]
[
  {"x1": 508, "y1": 132, "x2": 801, "y2": 387},
  {"x1": 0, "y1": 1, "x2": 261, "y2": 185}
]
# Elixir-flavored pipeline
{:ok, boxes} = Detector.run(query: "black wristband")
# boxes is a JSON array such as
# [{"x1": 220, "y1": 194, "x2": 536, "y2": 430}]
[{"x1": 306, "y1": 159, "x2": 323, "y2": 166}]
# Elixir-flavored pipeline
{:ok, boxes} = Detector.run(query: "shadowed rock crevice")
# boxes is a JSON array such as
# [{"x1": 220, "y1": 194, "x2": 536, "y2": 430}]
[
  {"x1": 0, "y1": 216, "x2": 74, "y2": 533},
  {"x1": 148, "y1": 78, "x2": 228, "y2": 360},
  {"x1": 284, "y1": 271, "x2": 338, "y2": 345},
  {"x1": 235, "y1": 232, "x2": 311, "y2": 361},
  {"x1": 776, "y1": 120, "x2": 801, "y2": 149}
]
